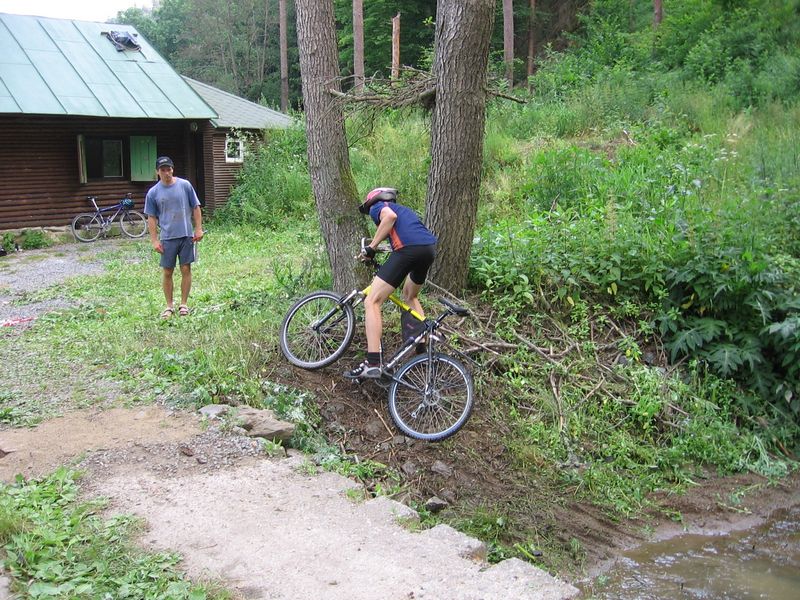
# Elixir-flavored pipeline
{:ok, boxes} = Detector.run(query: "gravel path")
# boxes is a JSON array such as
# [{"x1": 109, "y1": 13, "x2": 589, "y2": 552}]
[{"x1": 0, "y1": 238, "x2": 144, "y2": 324}]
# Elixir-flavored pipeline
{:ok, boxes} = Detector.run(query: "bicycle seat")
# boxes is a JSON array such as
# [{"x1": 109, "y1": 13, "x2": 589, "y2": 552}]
[{"x1": 438, "y1": 298, "x2": 469, "y2": 316}]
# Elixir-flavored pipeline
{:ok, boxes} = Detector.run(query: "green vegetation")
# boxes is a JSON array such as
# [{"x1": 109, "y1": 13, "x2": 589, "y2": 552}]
[{"x1": 0, "y1": 469, "x2": 230, "y2": 599}]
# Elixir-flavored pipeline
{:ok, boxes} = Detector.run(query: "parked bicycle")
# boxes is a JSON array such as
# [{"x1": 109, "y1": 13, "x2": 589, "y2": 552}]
[
  {"x1": 70, "y1": 193, "x2": 147, "y2": 242},
  {"x1": 280, "y1": 240, "x2": 474, "y2": 442}
]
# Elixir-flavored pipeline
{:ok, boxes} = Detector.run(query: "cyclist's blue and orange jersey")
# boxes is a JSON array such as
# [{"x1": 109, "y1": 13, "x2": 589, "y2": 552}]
[{"x1": 368, "y1": 201, "x2": 437, "y2": 250}]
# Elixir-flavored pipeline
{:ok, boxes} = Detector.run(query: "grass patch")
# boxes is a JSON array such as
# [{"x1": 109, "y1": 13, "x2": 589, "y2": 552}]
[{"x1": 0, "y1": 468, "x2": 231, "y2": 599}]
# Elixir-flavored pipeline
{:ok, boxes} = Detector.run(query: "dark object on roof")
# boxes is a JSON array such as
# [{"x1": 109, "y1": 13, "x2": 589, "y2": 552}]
[{"x1": 102, "y1": 30, "x2": 141, "y2": 52}]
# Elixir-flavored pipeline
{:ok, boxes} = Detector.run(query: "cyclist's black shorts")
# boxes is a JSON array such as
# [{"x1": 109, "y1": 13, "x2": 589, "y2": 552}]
[{"x1": 377, "y1": 244, "x2": 436, "y2": 289}]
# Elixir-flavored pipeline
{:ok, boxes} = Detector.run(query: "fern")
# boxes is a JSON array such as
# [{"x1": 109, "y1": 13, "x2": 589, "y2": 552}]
[
  {"x1": 701, "y1": 343, "x2": 748, "y2": 377},
  {"x1": 666, "y1": 317, "x2": 726, "y2": 361}
]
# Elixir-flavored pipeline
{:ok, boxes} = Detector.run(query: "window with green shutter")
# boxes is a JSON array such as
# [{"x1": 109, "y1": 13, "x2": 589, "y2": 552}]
[{"x1": 130, "y1": 136, "x2": 157, "y2": 181}]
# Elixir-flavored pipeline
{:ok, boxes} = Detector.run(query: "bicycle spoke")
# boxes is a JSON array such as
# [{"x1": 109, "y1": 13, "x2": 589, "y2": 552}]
[{"x1": 391, "y1": 355, "x2": 471, "y2": 438}]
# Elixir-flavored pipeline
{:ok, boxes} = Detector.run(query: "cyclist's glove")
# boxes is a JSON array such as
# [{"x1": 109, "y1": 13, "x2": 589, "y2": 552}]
[{"x1": 362, "y1": 246, "x2": 376, "y2": 259}]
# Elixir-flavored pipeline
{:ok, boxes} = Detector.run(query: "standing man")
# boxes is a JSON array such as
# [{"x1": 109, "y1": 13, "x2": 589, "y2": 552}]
[
  {"x1": 144, "y1": 156, "x2": 204, "y2": 319},
  {"x1": 344, "y1": 187, "x2": 437, "y2": 379}
]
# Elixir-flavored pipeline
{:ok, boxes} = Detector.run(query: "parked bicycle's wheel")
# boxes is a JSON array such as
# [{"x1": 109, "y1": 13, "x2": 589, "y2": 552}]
[
  {"x1": 280, "y1": 290, "x2": 355, "y2": 369},
  {"x1": 120, "y1": 210, "x2": 147, "y2": 238},
  {"x1": 71, "y1": 213, "x2": 103, "y2": 242},
  {"x1": 388, "y1": 353, "x2": 474, "y2": 442}
]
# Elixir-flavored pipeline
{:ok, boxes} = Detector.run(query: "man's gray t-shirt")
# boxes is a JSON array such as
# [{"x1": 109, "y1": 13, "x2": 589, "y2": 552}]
[{"x1": 144, "y1": 178, "x2": 201, "y2": 240}]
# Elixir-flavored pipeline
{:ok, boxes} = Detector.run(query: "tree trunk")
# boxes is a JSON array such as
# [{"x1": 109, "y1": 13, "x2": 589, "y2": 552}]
[
  {"x1": 279, "y1": 0, "x2": 289, "y2": 111},
  {"x1": 654, "y1": 0, "x2": 663, "y2": 27},
  {"x1": 424, "y1": 0, "x2": 495, "y2": 292},
  {"x1": 295, "y1": 0, "x2": 366, "y2": 292},
  {"x1": 527, "y1": 0, "x2": 536, "y2": 83},
  {"x1": 391, "y1": 13, "x2": 401, "y2": 80},
  {"x1": 503, "y1": 0, "x2": 514, "y2": 88},
  {"x1": 353, "y1": 0, "x2": 365, "y2": 91}
]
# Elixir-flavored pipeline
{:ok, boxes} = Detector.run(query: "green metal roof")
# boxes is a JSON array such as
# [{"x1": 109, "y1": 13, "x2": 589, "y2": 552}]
[
  {"x1": 0, "y1": 12, "x2": 217, "y2": 120},
  {"x1": 183, "y1": 77, "x2": 294, "y2": 130}
]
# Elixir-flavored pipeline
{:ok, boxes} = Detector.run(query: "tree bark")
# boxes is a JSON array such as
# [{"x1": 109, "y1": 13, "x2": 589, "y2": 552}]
[
  {"x1": 503, "y1": 0, "x2": 514, "y2": 88},
  {"x1": 391, "y1": 13, "x2": 401, "y2": 80},
  {"x1": 654, "y1": 0, "x2": 663, "y2": 27},
  {"x1": 295, "y1": 0, "x2": 366, "y2": 292},
  {"x1": 527, "y1": 0, "x2": 536, "y2": 83},
  {"x1": 353, "y1": 0, "x2": 365, "y2": 91},
  {"x1": 279, "y1": 0, "x2": 289, "y2": 111},
  {"x1": 424, "y1": 0, "x2": 495, "y2": 292}
]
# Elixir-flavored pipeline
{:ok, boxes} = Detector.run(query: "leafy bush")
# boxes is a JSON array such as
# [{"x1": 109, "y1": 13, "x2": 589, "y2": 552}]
[{"x1": 214, "y1": 125, "x2": 310, "y2": 229}]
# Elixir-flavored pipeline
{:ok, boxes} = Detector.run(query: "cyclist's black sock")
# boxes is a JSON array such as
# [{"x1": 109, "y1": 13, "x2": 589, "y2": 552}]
[{"x1": 366, "y1": 351, "x2": 381, "y2": 366}]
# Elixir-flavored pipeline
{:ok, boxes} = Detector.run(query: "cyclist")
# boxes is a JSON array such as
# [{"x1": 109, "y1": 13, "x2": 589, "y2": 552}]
[{"x1": 344, "y1": 188, "x2": 437, "y2": 379}]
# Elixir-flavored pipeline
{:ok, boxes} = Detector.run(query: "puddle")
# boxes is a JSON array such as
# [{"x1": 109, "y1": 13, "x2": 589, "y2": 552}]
[{"x1": 583, "y1": 505, "x2": 800, "y2": 599}]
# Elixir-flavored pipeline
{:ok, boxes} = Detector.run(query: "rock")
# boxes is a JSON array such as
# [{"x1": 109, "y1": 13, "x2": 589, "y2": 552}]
[
  {"x1": 431, "y1": 460, "x2": 453, "y2": 478},
  {"x1": 424, "y1": 496, "x2": 449, "y2": 513},
  {"x1": 419, "y1": 524, "x2": 486, "y2": 561},
  {"x1": 236, "y1": 407, "x2": 295, "y2": 442},
  {"x1": 178, "y1": 445, "x2": 194, "y2": 457},
  {"x1": 365, "y1": 420, "x2": 386, "y2": 438},
  {"x1": 401, "y1": 460, "x2": 419, "y2": 477},
  {"x1": 199, "y1": 404, "x2": 229, "y2": 420}
]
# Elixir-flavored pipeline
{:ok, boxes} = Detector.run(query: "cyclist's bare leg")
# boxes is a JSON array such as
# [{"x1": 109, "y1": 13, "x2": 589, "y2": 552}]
[
  {"x1": 364, "y1": 276, "x2": 394, "y2": 353},
  {"x1": 179, "y1": 264, "x2": 192, "y2": 306},
  {"x1": 162, "y1": 267, "x2": 175, "y2": 308},
  {"x1": 402, "y1": 278, "x2": 425, "y2": 318}
]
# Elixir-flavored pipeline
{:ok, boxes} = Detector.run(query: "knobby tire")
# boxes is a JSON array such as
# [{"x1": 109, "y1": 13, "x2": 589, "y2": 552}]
[
  {"x1": 279, "y1": 291, "x2": 355, "y2": 369},
  {"x1": 71, "y1": 213, "x2": 103, "y2": 242},
  {"x1": 120, "y1": 210, "x2": 147, "y2": 238},
  {"x1": 388, "y1": 353, "x2": 474, "y2": 442}
]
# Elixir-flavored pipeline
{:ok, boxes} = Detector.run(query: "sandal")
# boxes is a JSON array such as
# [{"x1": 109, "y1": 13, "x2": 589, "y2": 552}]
[
  {"x1": 178, "y1": 305, "x2": 190, "y2": 316},
  {"x1": 161, "y1": 307, "x2": 175, "y2": 319}
]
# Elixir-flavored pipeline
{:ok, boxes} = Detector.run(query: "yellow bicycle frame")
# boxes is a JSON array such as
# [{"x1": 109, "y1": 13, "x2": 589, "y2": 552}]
[{"x1": 361, "y1": 284, "x2": 426, "y2": 322}]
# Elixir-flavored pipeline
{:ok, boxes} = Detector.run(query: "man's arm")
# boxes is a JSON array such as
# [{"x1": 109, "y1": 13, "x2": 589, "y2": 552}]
[
  {"x1": 148, "y1": 216, "x2": 163, "y2": 253},
  {"x1": 192, "y1": 205, "x2": 204, "y2": 241},
  {"x1": 368, "y1": 206, "x2": 397, "y2": 250}
]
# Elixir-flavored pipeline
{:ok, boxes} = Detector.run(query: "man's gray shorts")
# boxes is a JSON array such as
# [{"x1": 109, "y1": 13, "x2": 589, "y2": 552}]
[{"x1": 160, "y1": 236, "x2": 195, "y2": 269}]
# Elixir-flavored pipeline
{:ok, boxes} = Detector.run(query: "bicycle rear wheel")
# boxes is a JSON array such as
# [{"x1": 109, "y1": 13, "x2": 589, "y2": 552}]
[
  {"x1": 280, "y1": 291, "x2": 355, "y2": 369},
  {"x1": 388, "y1": 353, "x2": 474, "y2": 442},
  {"x1": 71, "y1": 213, "x2": 103, "y2": 242},
  {"x1": 120, "y1": 210, "x2": 147, "y2": 238}
]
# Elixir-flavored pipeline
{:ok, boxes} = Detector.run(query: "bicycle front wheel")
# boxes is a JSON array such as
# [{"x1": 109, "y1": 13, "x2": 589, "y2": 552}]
[
  {"x1": 280, "y1": 291, "x2": 355, "y2": 369},
  {"x1": 71, "y1": 213, "x2": 103, "y2": 242},
  {"x1": 388, "y1": 353, "x2": 474, "y2": 442},
  {"x1": 120, "y1": 210, "x2": 147, "y2": 238}
]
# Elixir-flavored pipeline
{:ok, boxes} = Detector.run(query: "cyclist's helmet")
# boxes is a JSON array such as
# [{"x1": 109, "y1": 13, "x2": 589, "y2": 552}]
[
  {"x1": 122, "y1": 198, "x2": 134, "y2": 209},
  {"x1": 358, "y1": 187, "x2": 397, "y2": 215}
]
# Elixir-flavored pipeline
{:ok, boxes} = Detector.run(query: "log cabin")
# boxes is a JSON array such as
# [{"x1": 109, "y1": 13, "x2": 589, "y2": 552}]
[{"x1": 0, "y1": 12, "x2": 293, "y2": 231}]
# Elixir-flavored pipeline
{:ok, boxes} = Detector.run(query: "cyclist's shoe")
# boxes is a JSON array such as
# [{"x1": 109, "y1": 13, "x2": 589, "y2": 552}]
[{"x1": 343, "y1": 361, "x2": 382, "y2": 380}]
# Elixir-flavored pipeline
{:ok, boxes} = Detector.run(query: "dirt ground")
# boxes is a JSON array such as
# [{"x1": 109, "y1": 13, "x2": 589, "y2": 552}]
[{"x1": 1, "y1": 240, "x2": 799, "y2": 598}]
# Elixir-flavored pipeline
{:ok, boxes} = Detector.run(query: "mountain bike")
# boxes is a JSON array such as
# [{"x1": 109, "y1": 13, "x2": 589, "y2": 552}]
[
  {"x1": 280, "y1": 240, "x2": 474, "y2": 442},
  {"x1": 70, "y1": 193, "x2": 147, "y2": 242}
]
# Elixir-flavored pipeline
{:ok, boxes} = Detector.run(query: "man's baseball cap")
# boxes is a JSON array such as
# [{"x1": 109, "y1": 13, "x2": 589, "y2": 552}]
[{"x1": 155, "y1": 156, "x2": 174, "y2": 169}]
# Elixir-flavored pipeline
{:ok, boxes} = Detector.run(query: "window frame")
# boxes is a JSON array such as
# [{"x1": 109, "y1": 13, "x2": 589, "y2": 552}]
[{"x1": 225, "y1": 134, "x2": 245, "y2": 164}]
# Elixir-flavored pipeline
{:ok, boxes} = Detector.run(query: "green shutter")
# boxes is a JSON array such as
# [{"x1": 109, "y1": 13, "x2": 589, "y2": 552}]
[{"x1": 130, "y1": 136, "x2": 157, "y2": 181}]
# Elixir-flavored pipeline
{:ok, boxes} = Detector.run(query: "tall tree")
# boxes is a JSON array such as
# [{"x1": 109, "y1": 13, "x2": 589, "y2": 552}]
[
  {"x1": 654, "y1": 0, "x2": 663, "y2": 26},
  {"x1": 352, "y1": 0, "x2": 365, "y2": 91},
  {"x1": 424, "y1": 0, "x2": 495, "y2": 291},
  {"x1": 295, "y1": 0, "x2": 365, "y2": 292},
  {"x1": 503, "y1": 0, "x2": 514, "y2": 88},
  {"x1": 279, "y1": 0, "x2": 290, "y2": 110},
  {"x1": 527, "y1": 0, "x2": 536, "y2": 82}
]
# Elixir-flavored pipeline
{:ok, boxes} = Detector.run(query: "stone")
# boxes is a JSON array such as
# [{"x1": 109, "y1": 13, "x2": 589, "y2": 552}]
[
  {"x1": 431, "y1": 460, "x2": 453, "y2": 478},
  {"x1": 236, "y1": 407, "x2": 295, "y2": 442},
  {"x1": 401, "y1": 460, "x2": 419, "y2": 477},
  {"x1": 424, "y1": 496, "x2": 449, "y2": 513},
  {"x1": 199, "y1": 404, "x2": 229, "y2": 419}
]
